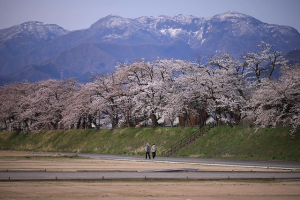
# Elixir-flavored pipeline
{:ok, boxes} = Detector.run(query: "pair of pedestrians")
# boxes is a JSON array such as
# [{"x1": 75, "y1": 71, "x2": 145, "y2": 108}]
[{"x1": 145, "y1": 143, "x2": 156, "y2": 159}]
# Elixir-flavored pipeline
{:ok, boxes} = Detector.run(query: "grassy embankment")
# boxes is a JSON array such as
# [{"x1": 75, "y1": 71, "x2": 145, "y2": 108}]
[{"x1": 0, "y1": 126, "x2": 299, "y2": 161}]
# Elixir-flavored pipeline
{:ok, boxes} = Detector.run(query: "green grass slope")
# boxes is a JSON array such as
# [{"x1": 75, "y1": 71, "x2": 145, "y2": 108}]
[
  {"x1": 0, "y1": 126, "x2": 299, "y2": 161},
  {"x1": 0, "y1": 127, "x2": 197, "y2": 156},
  {"x1": 177, "y1": 126, "x2": 300, "y2": 161}
]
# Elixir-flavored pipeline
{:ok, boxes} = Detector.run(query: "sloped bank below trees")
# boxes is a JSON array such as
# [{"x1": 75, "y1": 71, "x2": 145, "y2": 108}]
[
  {"x1": 176, "y1": 126, "x2": 300, "y2": 161},
  {"x1": 0, "y1": 126, "x2": 299, "y2": 161}
]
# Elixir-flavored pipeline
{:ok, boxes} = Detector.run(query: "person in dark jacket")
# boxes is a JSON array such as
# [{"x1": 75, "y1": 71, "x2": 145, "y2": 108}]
[
  {"x1": 151, "y1": 144, "x2": 156, "y2": 159},
  {"x1": 145, "y1": 143, "x2": 151, "y2": 159}
]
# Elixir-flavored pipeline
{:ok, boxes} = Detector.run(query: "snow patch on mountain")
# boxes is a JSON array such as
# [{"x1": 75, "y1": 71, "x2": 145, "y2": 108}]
[
  {"x1": 0, "y1": 21, "x2": 69, "y2": 44},
  {"x1": 212, "y1": 11, "x2": 255, "y2": 21},
  {"x1": 170, "y1": 14, "x2": 195, "y2": 24},
  {"x1": 102, "y1": 15, "x2": 132, "y2": 28},
  {"x1": 160, "y1": 28, "x2": 185, "y2": 38}
]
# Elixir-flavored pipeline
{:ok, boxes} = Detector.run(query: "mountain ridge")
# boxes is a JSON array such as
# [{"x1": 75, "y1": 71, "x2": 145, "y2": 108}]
[
  {"x1": 0, "y1": 21, "x2": 69, "y2": 60},
  {"x1": 0, "y1": 11, "x2": 300, "y2": 85}
]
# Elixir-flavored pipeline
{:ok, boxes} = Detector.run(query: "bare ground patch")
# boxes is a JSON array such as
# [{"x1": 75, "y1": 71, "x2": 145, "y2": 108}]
[
  {"x1": 0, "y1": 150, "x2": 289, "y2": 172},
  {"x1": 1, "y1": 150, "x2": 299, "y2": 200},
  {"x1": 0, "y1": 181, "x2": 300, "y2": 200}
]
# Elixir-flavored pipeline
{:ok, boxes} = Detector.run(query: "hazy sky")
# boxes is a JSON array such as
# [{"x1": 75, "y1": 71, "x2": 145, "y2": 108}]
[{"x1": 0, "y1": 0, "x2": 299, "y2": 31}]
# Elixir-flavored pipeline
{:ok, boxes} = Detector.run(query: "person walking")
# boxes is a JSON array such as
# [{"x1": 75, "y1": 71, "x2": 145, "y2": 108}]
[
  {"x1": 151, "y1": 144, "x2": 156, "y2": 159},
  {"x1": 145, "y1": 143, "x2": 151, "y2": 159}
]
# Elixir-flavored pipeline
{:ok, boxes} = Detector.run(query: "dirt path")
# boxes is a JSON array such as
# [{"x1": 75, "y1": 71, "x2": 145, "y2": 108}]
[
  {"x1": 1, "y1": 181, "x2": 300, "y2": 200},
  {"x1": 0, "y1": 150, "x2": 288, "y2": 172},
  {"x1": 0, "y1": 151, "x2": 300, "y2": 200}
]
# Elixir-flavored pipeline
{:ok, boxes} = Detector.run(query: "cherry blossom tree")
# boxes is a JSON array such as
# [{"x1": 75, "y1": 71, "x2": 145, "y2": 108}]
[
  {"x1": 250, "y1": 65, "x2": 300, "y2": 135},
  {"x1": 0, "y1": 82, "x2": 31, "y2": 131},
  {"x1": 88, "y1": 73, "x2": 123, "y2": 129},
  {"x1": 0, "y1": 79, "x2": 78, "y2": 131},
  {"x1": 1, "y1": 42, "x2": 297, "y2": 132},
  {"x1": 208, "y1": 53, "x2": 248, "y2": 125},
  {"x1": 18, "y1": 79, "x2": 77, "y2": 130},
  {"x1": 116, "y1": 59, "x2": 172, "y2": 127},
  {"x1": 243, "y1": 41, "x2": 287, "y2": 84},
  {"x1": 60, "y1": 83, "x2": 94, "y2": 129},
  {"x1": 168, "y1": 60, "x2": 208, "y2": 126}
]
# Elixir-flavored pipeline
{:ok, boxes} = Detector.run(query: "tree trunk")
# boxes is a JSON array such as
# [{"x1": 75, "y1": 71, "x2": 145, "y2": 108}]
[
  {"x1": 75, "y1": 117, "x2": 81, "y2": 129},
  {"x1": 150, "y1": 113, "x2": 158, "y2": 127},
  {"x1": 86, "y1": 114, "x2": 93, "y2": 129},
  {"x1": 111, "y1": 115, "x2": 119, "y2": 129}
]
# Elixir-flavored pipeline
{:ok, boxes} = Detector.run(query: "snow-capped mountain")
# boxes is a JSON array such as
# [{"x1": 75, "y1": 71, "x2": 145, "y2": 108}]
[
  {"x1": 0, "y1": 21, "x2": 69, "y2": 59},
  {"x1": 86, "y1": 11, "x2": 300, "y2": 53},
  {"x1": 89, "y1": 14, "x2": 206, "y2": 44},
  {"x1": 0, "y1": 11, "x2": 300, "y2": 85}
]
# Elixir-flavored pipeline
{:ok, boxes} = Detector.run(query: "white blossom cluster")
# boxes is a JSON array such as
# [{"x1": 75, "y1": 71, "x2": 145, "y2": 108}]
[{"x1": 0, "y1": 42, "x2": 298, "y2": 132}]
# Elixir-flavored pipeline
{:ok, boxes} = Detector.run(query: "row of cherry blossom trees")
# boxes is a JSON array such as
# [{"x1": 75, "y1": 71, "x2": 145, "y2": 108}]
[{"x1": 0, "y1": 42, "x2": 299, "y2": 133}]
